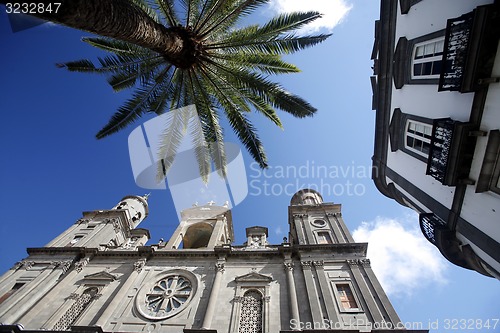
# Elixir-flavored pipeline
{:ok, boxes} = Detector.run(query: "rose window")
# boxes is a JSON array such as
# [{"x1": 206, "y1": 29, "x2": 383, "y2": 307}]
[{"x1": 136, "y1": 272, "x2": 196, "y2": 320}]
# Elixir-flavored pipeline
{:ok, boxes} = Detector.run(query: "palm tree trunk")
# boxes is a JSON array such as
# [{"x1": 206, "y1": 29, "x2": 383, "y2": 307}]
[{"x1": 1, "y1": 0, "x2": 185, "y2": 58}]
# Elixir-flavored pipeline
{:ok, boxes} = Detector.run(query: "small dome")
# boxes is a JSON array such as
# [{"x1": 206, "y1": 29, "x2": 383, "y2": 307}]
[{"x1": 290, "y1": 189, "x2": 324, "y2": 206}]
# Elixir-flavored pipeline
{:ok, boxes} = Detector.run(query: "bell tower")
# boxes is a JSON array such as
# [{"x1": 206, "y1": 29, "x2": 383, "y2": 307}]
[
  {"x1": 45, "y1": 195, "x2": 150, "y2": 250},
  {"x1": 165, "y1": 202, "x2": 234, "y2": 249},
  {"x1": 288, "y1": 189, "x2": 355, "y2": 245}
]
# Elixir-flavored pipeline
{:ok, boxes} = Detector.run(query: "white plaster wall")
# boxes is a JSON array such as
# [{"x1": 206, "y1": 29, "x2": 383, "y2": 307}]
[
  {"x1": 461, "y1": 188, "x2": 500, "y2": 243},
  {"x1": 461, "y1": 41, "x2": 500, "y2": 244},
  {"x1": 456, "y1": 232, "x2": 500, "y2": 278},
  {"x1": 396, "y1": 0, "x2": 493, "y2": 41},
  {"x1": 386, "y1": 150, "x2": 456, "y2": 210},
  {"x1": 391, "y1": 85, "x2": 473, "y2": 122},
  {"x1": 387, "y1": 0, "x2": 499, "y2": 229}
]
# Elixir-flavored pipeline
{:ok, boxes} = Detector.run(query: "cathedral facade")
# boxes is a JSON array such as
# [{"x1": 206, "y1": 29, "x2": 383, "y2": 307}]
[{"x1": 0, "y1": 190, "x2": 426, "y2": 333}]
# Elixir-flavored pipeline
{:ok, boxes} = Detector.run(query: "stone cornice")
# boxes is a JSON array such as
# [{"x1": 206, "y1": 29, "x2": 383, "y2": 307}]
[
  {"x1": 22, "y1": 242, "x2": 368, "y2": 263},
  {"x1": 27, "y1": 247, "x2": 90, "y2": 256}
]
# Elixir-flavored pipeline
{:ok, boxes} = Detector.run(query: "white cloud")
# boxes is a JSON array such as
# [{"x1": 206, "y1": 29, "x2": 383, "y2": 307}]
[
  {"x1": 267, "y1": 0, "x2": 352, "y2": 34},
  {"x1": 352, "y1": 213, "x2": 448, "y2": 297},
  {"x1": 275, "y1": 225, "x2": 283, "y2": 235}
]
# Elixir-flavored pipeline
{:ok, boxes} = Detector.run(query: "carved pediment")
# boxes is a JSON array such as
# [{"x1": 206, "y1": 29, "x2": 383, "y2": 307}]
[
  {"x1": 82, "y1": 271, "x2": 118, "y2": 282},
  {"x1": 235, "y1": 272, "x2": 273, "y2": 283}
]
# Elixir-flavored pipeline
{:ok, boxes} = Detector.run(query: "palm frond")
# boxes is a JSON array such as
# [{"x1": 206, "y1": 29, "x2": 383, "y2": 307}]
[
  {"x1": 199, "y1": 60, "x2": 283, "y2": 128},
  {"x1": 131, "y1": 0, "x2": 162, "y2": 24},
  {"x1": 106, "y1": 58, "x2": 166, "y2": 91},
  {"x1": 226, "y1": 108, "x2": 267, "y2": 168},
  {"x1": 82, "y1": 37, "x2": 150, "y2": 55},
  {"x1": 209, "y1": 33, "x2": 331, "y2": 54},
  {"x1": 199, "y1": 0, "x2": 267, "y2": 38},
  {"x1": 150, "y1": 66, "x2": 178, "y2": 114},
  {"x1": 60, "y1": 59, "x2": 100, "y2": 73},
  {"x1": 96, "y1": 68, "x2": 170, "y2": 138},
  {"x1": 156, "y1": 104, "x2": 191, "y2": 180},
  {"x1": 154, "y1": 0, "x2": 180, "y2": 26},
  {"x1": 204, "y1": 58, "x2": 316, "y2": 118},
  {"x1": 212, "y1": 52, "x2": 300, "y2": 75}
]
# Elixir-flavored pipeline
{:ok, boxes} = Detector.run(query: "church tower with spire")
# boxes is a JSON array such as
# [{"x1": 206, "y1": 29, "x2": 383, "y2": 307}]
[{"x1": 0, "y1": 190, "x2": 426, "y2": 333}]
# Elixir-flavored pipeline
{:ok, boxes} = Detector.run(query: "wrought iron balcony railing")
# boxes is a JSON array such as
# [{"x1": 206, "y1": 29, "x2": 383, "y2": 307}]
[
  {"x1": 438, "y1": 12, "x2": 473, "y2": 92},
  {"x1": 426, "y1": 118, "x2": 477, "y2": 186},
  {"x1": 426, "y1": 119, "x2": 454, "y2": 183},
  {"x1": 438, "y1": 5, "x2": 500, "y2": 92},
  {"x1": 419, "y1": 213, "x2": 447, "y2": 245}
]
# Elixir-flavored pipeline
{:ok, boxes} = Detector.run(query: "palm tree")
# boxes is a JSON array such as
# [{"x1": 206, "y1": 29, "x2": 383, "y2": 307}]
[{"x1": 2, "y1": 0, "x2": 330, "y2": 181}]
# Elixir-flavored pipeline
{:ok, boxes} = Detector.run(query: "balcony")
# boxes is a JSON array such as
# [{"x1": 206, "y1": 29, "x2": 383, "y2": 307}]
[
  {"x1": 426, "y1": 118, "x2": 478, "y2": 186},
  {"x1": 419, "y1": 213, "x2": 447, "y2": 245},
  {"x1": 438, "y1": 4, "x2": 500, "y2": 92},
  {"x1": 419, "y1": 213, "x2": 485, "y2": 274}
]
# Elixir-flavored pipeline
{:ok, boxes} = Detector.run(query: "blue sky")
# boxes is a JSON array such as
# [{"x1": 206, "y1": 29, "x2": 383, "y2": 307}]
[{"x1": 0, "y1": 0, "x2": 499, "y2": 331}]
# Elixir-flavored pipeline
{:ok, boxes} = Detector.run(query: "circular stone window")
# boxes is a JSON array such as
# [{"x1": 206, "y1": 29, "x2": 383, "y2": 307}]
[
  {"x1": 136, "y1": 272, "x2": 197, "y2": 320},
  {"x1": 311, "y1": 219, "x2": 327, "y2": 228}
]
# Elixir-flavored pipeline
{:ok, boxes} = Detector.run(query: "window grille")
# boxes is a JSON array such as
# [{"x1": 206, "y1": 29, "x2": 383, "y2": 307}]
[
  {"x1": 238, "y1": 290, "x2": 263, "y2": 333},
  {"x1": 53, "y1": 287, "x2": 98, "y2": 331}
]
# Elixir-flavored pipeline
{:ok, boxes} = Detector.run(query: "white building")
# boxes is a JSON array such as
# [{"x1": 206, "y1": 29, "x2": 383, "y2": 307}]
[
  {"x1": 0, "y1": 190, "x2": 426, "y2": 333},
  {"x1": 372, "y1": 0, "x2": 500, "y2": 279}
]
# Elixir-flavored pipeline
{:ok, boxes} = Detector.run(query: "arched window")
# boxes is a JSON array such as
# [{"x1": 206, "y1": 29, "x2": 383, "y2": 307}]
[
  {"x1": 303, "y1": 195, "x2": 316, "y2": 205},
  {"x1": 53, "y1": 287, "x2": 98, "y2": 330},
  {"x1": 183, "y1": 223, "x2": 213, "y2": 248},
  {"x1": 238, "y1": 290, "x2": 263, "y2": 333}
]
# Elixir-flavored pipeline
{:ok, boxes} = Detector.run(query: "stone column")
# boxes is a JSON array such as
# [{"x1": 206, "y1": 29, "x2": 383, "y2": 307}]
[
  {"x1": 166, "y1": 226, "x2": 184, "y2": 249},
  {"x1": 95, "y1": 258, "x2": 147, "y2": 328},
  {"x1": 46, "y1": 223, "x2": 81, "y2": 247},
  {"x1": 292, "y1": 214, "x2": 307, "y2": 244},
  {"x1": 1, "y1": 260, "x2": 72, "y2": 323},
  {"x1": 312, "y1": 261, "x2": 339, "y2": 324},
  {"x1": 301, "y1": 261, "x2": 322, "y2": 323},
  {"x1": 201, "y1": 259, "x2": 225, "y2": 329},
  {"x1": 284, "y1": 262, "x2": 300, "y2": 327},
  {"x1": 348, "y1": 259, "x2": 383, "y2": 323},
  {"x1": 207, "y1": 218, "x2": 224, "y2": 248},
  {"x1": 0, "y1": 261, "x2": 33, "y2": 296},
  {"x1": 264, "y1": 295, "x2": 271, "y2": 333},
  {"x1": 361, "y1": 260, "x2": 401, "y2": 324}
]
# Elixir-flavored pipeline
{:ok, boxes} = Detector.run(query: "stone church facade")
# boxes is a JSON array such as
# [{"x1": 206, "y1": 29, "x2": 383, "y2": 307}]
[{"x1": 0, "y1": 190, "x2": 426, "y2": 333}]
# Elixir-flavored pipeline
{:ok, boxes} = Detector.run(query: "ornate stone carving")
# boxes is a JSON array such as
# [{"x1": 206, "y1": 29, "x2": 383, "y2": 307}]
[
  {"x1": 75, "y1": 258, "x2": 89, "y2": 273},
  {"x1": 347, "y1": 259, "x2": 371, "y2": 267},
  {"x1": 60, "y1": 260, "x2": 73, "y2": 273},
  {"x1": 293, "y1": 214, "x2": 307, "y2": 218},
  {"x1": 48, "y1": 260, "x2": 72, "y2": 273},
  {"x1": 300, "y1": 261, "x2": 312, "y2": 269},
  {"x1": 121, "y1": 236, "x2": 139, "y2": 249},
  {"x1": 12, "y1": 261, "x2": 26, "y2": 270},
  {"x1": 247, "y1": 235, "x2": 266, "y2": 249},
  {"x1": 20, "y1": 260, "x2": 35, "y2": 270},
  {"x1": 313, "y1": 260, "x2": 324, "y2": 267},
  {"x1": 233, "y1": 295, "x2": 243, "y2": 303},
  {"x1": 67, "y1": 293, "x2": 80, "y2": 300},
  {"x1": 360, "y1": 259, "x2": 371, "y2": 267},
  {"x1": 347, "y1": 259, "x2": 359, "y2": 266},
  {"x1": 135, "y1": 272, "x2": 196, "y2": 320},
  {"x1": 134, "y1": 258, "x2": 147, "y2": 272},
  {"x1": 264, "y1": 296, "x2": 271, "y2": 303},
  {"x1": 215, "y1": 262, "x2": 225, "y2": 272},
  {"x1": 112, "y1": 218, "x2": 121, "y2": 233},
  {"x1": 283, "y1": 262, "x2": 294, "y2": 271}
]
